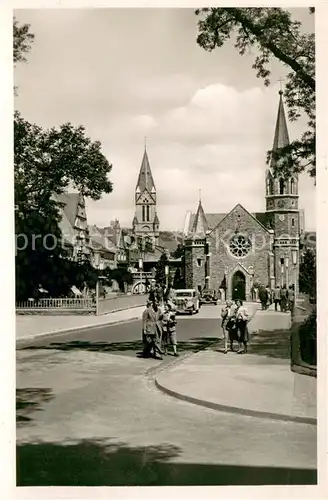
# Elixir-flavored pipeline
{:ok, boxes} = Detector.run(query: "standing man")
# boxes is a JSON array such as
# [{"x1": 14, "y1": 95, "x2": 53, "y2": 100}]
[
  {"x1": 259, "y1": 286, "x2": 268, "y2": 311},
  {"x1": 288, "y1": 285, "x2": 295, "y2": 315},
  {"x1": 142, "y1": 300, "x2": 164, "y2": 360},
  {"x1": 280, "y1": 285, "x2": 288, "y2": 313},
  {"x1": 273, "y1": 285, "x2": 281, "y2": 312}
]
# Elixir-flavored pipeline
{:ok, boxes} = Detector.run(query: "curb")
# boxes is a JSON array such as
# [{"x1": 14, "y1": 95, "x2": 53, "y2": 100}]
[
  {"x1": 16, "y1": 315, "x2": 141, "y2": 348},
  {"x1": 154, "y1": 378, "x2": 317, "y2": 426}
]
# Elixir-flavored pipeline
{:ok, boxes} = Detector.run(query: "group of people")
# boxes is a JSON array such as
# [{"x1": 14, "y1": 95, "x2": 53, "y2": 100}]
[
  {"x1": 141, "y1": 298, "x2": 179, "y2": 360},
  {"x1": 258, "y1": 285, "x2": 295, "y2": 314},
  {"x1": 220, "y1": 299, "x2": 250, "y2": 354}
]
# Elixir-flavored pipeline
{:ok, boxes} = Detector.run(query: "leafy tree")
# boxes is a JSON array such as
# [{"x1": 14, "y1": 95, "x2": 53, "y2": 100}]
[
  {"x1": 171, "y1": 244, "x2": 184, "y2": 259},
  {"x1": 103, "y1": 267, "x2": 133, "y2": 292},
  {"x1": 14, "y1": 18, "x2": 34, "y2": 65},
  {"x1": 195, "y1": 8, "x2": 315, "y2": 178},
  {"x1": 173, "y1": 267, "x2": 184, "y2": 289},
  {"x1": 155, "y1": 252, "x2": 169, "y2": 287},
  {"x1": 14, "y1": 114, "x2": 113, "y2": 300},
  {"x1": 299, "y1": 248, "x2": 316, "y2": 299}
]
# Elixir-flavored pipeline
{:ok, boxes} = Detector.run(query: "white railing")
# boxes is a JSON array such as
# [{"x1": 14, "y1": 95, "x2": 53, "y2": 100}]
[{"x1": 16, "y1": 298, "x2": 95, "y2": 310}]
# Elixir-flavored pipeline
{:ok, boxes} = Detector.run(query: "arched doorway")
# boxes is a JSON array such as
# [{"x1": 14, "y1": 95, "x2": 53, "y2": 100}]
[{"x1": 231, "y1": 270, "x2": 246, "y2": 301}]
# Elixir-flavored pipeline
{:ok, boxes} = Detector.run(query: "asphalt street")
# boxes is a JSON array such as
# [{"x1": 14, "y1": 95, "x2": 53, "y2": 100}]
[{"x1": 16, "y1": 310, "x2": 317, "y2": 486}]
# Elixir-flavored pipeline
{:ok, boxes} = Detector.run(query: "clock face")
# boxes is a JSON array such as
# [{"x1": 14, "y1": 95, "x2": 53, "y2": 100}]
[{"x1": 277, "y1": 199, "x2": 285, "y2": 208}]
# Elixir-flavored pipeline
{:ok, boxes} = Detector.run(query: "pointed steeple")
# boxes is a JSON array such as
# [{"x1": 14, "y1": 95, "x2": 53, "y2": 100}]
[
  {"x1": 191, "y1": 200, "x2": 208, "y2": 238},
  {"x1": 270, "y1": 90, "x2": 290, "y2": 169},
  {"x1": 136, "y1": 146, "x2": 155, "y2": 192}
]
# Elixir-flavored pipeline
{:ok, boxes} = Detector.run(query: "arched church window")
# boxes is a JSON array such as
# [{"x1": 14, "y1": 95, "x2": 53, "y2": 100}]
[
  {"x1": 268, "y1": 178, "x2": 274, "y2": 195},
  {"x1": 279, "y1": 178, "x2": 286, "y2": 195},
  {"x1": 142, "y1": 206, "x2": 145, "y2": 222},
  {"x1": 229, "y1": 234, "x2": 252, "y2": 258},
  {"x1": 146, "y1": 205, "x2": 150, "y2": 222},
  {"x1": 290, "y1": 178, "x2": 296, "y2": 194}
]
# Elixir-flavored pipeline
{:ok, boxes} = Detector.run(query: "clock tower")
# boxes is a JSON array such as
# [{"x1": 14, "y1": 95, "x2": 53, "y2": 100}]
[{"x1": 265, "y1": 90, "x2": 299, "y2": 289}]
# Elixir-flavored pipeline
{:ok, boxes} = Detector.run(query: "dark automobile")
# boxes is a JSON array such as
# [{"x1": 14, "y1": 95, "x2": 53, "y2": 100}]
[{"x1": 199, "y1": 289, "x2": 218, "y2": 305}]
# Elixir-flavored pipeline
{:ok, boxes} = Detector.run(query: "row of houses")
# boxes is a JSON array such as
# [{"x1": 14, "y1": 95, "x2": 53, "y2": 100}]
[{"x1": 55, "y1": 191, "x2": 183, "y2": 277}]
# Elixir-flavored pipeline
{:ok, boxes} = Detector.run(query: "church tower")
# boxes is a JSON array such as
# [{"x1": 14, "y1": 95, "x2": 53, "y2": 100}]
[
  {"x1": 265, "y1": 90, "x2": 300, "y2": 290},
  {"x1": 132, "y1": 145, "x2": 160, "y2": 243},
  {"x1": 184, "y1": 199, "x2": 209, "y2": 290}
]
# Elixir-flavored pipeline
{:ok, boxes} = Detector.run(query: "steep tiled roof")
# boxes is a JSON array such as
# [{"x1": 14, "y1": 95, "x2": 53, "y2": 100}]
[
  {"x1": 57, "y1": 192, "x2": 80, "y2": 227},
  {"x1": 269, "y1": 91, "x2": 290, "y2": 170},
  {"x1": 190, "y1": 201, "x2": 208, "y2": 239},
  {"x1": 136, "y1": 148, "x2": 155, "y2": 192},
  {"x1": 187, "y1": 211, "x2": 270, "y2": 233}
]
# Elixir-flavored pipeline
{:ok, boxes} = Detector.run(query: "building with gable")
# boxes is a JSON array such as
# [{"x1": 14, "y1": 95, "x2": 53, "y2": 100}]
[
  {"x1": 55, "y1": 191, "x2": 90, "y2": 261},
  {"x1": 183, "y1": 91, "x2": 303, "y2": 301}
]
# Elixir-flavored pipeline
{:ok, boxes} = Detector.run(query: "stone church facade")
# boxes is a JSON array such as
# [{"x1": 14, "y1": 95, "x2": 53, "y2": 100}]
[{"x1": 183, "y1": 91, "x2": 302, "y2": 301}]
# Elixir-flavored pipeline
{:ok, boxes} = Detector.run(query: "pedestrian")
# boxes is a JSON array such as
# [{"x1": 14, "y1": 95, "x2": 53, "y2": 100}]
[
  {"x1": 258, "y1": 286, "x2": 268, "y2": 311},
  {"x1": 148, "y1": 284, "x2": 156, "y2": 303},
  {"x1": 288, "y1": 286, "x2": 295, "y2": 315},
  {"x1": 273, "y1": 285, "x2": 281, "y2": 312},
  {"x1": 265, "y1": 285, "x2": 272, "y2": 309},
  {"x1": 235, "y1": 299, "x2": 249, "y2": 354},
  {"x1": 221, "y1": 300, "x2": 237, "y2": 353},
  {"x1": 280, "y1": 285, "x2": 288, "y2": 313},
  {"x1": 162, "y1": 301, "x2": 179, "y2": 357},
  {"x1": 141, "y1": 300, "x2": 153, "y2": 357},
  {"x1": 142, "y1": 300, "x2": 164, "y2": 360}
]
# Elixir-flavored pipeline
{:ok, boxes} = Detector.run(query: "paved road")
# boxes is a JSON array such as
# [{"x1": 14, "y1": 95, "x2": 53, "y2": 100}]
[
  {"x1": 17, "y1": 312, "x2": 221, "y2": 356},
  {"x1": 16, "y1": 311, "x2": 317, "y2": 486}
]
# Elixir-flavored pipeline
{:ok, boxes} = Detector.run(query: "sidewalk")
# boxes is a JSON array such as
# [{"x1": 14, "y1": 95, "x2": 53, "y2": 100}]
[
  {"x1": 16, "y1": 306, "x2": 144, "y2": 342},
  {"x1": 155, "y1": 309, "x2": 316, "y2": 425}
]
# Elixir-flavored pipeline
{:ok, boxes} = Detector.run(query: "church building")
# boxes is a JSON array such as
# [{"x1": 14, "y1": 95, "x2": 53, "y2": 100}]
[
  {"x1": 183, "y1": 91, "x2": 302, "y2": 301},
  {"x1": 132, "y1": 146, "x2": 160, "y2": 248}
]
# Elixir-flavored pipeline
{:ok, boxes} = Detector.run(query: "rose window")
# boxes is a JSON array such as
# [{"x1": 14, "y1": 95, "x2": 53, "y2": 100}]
[{"x1": 229, "y1": 234, "x2": 252, "y2": 257}]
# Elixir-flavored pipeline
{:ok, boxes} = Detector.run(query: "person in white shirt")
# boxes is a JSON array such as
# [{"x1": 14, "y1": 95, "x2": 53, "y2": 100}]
[{"x1": 235, "y1": 299, "x2": 249, "y2": 354}]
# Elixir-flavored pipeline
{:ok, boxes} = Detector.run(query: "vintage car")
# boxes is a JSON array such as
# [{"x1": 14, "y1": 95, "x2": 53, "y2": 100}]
[
  {"x1": 199, "y1": 289, "x2": 218, "y2": 305},
  {"x1": 173, "y1": 289, "x2": 200, "y2": 315}
]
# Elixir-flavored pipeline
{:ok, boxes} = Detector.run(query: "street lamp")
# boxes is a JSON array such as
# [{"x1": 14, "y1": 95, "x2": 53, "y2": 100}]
[
  {"x1": 285, "y1": 256, "x2": 289, "y2": 289},
  {"x1": 165, "y1": 264, "x2": 169, "y2": 290},
  {"x1": 291, "y1": 249, "x2": 298, "y2": 305},
  {"x1": 139, "y1": 258, "x2": 143, "y2": 294}
]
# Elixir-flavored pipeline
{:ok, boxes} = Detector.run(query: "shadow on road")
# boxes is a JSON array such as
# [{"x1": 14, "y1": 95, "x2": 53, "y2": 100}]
[
  {"x1": 22, "y1": 337, "x2": 219, "y2": 354},
  {"x1": 16, "y1": 388, "x2": 54, "y2": 425},
  {"x1": 16, "y1": 438, "x2": 316, "y2": 486},
  {"x1": 247, "y1": 329, "x2": 291, "y2": 359}
]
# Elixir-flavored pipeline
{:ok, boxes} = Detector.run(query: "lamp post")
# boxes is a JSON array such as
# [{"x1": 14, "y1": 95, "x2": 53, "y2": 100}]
[
  {"x1": 94, "y1": 250, "x2": 101, "y2": 315},
  {"x1": 291, "y1": 249, "x2": 298, "y2": 306},
  {"x1": 165, "y1": 264, "x2": 169, "y2": 290},
  {"x1": 139, "y1": 258, "x2": 143, "y2": 294}
]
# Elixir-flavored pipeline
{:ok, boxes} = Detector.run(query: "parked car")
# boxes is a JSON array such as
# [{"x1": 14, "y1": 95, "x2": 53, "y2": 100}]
[
  {"x1": 174, "y1": 289, "x2": 200, "y2": 315},
  {"x1": 199, "y1": 289, "x2": 218, "y2": 305}
]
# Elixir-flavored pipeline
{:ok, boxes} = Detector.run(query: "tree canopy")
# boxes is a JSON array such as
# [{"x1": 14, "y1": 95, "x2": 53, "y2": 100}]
[
  {"x1": 195, "y1": 7, "x2": 315, "y2": 178},
  {"x1": 14, "y1": 18, "x2": 35, "y2": 64}
]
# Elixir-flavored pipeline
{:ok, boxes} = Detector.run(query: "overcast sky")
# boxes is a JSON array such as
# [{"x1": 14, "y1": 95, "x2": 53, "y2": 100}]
[{"x1": 14, "y1": 8, "x2": 315, "y2": 231}]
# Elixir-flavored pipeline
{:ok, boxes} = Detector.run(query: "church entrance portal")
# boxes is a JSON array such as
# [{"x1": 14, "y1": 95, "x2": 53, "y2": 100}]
[{"x1": 231, "y1": 270, "x2": 246, "y2": 301}]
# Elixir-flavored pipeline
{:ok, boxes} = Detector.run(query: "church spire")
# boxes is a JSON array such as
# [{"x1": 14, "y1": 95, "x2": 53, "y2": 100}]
[
  {"x1": 136, "y1": 145, "x2": 155, "y2": 193},
  {"x1": 270, "y1": 90, "x2": 290, "y2": 170},
  {"x1": 191, "y1": 200, "x2": 208, "y2": 238}
]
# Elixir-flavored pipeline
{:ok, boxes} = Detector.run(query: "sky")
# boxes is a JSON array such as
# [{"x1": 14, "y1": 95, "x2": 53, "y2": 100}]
[{"x1": 14, "y1": 7, "x2": 316, "y2": 231}]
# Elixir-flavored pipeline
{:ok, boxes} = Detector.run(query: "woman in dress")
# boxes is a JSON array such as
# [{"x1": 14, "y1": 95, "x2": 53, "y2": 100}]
[
  {"x1": 221, "y1": 300, "x2": 237, "y2": 353},
  {"x1": 162, "y1": 301, "x2": 179, "y2": 357},
  {"x1": 235, "y1": 299, "x2": 249, "y2": 354}
]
